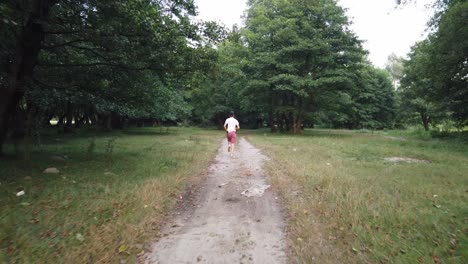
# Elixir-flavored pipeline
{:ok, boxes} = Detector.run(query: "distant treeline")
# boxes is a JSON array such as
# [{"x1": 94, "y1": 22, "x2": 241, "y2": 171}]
[{"x1": 0, "y1": 0, "x2": 466, "y2": 154}]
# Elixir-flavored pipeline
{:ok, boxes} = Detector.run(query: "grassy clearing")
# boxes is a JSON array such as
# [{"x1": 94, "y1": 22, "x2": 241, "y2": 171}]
[
  {"x1": 247, "y1": 129, "x2": 467, "y2": 263},
  {"x1": 0, "y1": 127, "x2": 221, "y2": 263}
]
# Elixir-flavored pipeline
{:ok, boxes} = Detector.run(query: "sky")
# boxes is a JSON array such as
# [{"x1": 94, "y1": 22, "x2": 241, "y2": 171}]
[{"x1": 194, "y1": 0, "x2": 435, "y2": 68}]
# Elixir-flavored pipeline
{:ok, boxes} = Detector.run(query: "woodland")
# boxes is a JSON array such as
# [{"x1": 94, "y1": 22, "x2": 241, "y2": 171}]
[{"x1": 0, "y1": 0, "x2": 466, "y2": 155}]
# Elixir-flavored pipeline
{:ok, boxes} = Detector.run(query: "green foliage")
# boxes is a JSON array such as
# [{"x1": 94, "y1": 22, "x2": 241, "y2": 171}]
[
  {"x1": 426, "y1": 1, "x2": 468, "y2": 126},
  {"x1": 188, "y1": 27, "x2": 248, "y2": 127},
  {"x1": 241, "y1": 0, "x2": 378, "y2": 132},
  {"x1": 189, "y1": 0, "x2": 397, "y2": 132},
  {"x1": 1, "y1": 0, "x2": 224, "y2": 138},
  {"x1": 399, "y1": 0, "x2": 467, "y2": 129}
]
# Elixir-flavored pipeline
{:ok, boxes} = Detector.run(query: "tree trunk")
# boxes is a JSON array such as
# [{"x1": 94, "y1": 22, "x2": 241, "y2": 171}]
[
  {"x1": 64, "y1": 102, "x2": 74, "y2": 133},
  {"x1": 44, "y1": 113, "x2": 54, "y2": 126},
  {"x1": 292, "y1": 114, "x2": 302, "y2": 134},
  {"x1": 269, "y1": 111, "x2": 277, "y2": 133},
  {"x1": 420, "y1": 112, "x2": 430, "y2": 131},
  {"x1": 0, "y1": 93, "x2": 23, "y2": 155},
  {"x1": 288, "y1": 112, "x2": 294, "y2": 134},
  {"x1": 0, "y1": 0, "x2": 57, "y2": 155},
  {"x1": 104, "y1": 113, "x2": 112, "y2": 131},
  {"x1": 217, "y1": 117, "x2": 224, "y2": 130}
]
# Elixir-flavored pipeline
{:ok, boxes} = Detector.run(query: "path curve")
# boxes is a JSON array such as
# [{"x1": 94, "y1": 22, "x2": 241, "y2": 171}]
[{"x1": 145, "y1": 137, "x2": 287, "y2": 264}]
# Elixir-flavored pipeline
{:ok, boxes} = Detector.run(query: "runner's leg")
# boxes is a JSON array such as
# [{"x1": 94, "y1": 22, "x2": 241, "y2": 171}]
[
  {"x1": 227, "y1": 133, "x2": 231, "y2": 152},
  {"x1": 230, "y1": 132, "x2": 236, "y2": 157}
]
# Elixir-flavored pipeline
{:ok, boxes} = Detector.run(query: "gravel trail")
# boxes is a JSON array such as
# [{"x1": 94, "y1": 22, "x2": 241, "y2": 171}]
[{"x1": 145, "y1": 137, "x2": 287, "y2": 264}]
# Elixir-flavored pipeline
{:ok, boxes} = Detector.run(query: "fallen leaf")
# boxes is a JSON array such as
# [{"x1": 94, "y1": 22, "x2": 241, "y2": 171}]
[
  {"x1": 16, "y1": 190, "x2": 25, "y2": 196},
  {"x1": 118, "y1": 244, "x2": 128, "y2": 253}
]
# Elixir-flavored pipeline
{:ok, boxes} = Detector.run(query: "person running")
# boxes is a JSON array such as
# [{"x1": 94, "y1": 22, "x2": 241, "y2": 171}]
[{"x1": 224, "y1": 111, "x2": 240, "y2": 157}]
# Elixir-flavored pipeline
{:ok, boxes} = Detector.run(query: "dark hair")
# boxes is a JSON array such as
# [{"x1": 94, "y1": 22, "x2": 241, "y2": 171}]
[{"x1": 229, "y1": 111, "x2": 234, "y2": 117}]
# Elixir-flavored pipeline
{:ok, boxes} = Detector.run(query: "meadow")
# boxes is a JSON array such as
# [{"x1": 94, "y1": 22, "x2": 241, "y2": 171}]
[
  {"x1": 0, "y1": 127, "x2": 221, "y2": 263},
  {"x1": 247, "y1": 129, "x2": 467, "y2": 263},
  {"x1": 1, "y1": 127, "x2": 466, "y2": 263}
]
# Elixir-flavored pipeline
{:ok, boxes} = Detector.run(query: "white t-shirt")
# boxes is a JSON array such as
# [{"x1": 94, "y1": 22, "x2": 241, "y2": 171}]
[{"x1": 224, "y1": 117, "x2": 239, "y2": 132}]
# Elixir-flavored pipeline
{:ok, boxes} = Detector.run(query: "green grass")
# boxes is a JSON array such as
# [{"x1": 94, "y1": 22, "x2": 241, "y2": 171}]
[
  {"x1": 0, "y1": 127, "x2": 221, "y2": 263},
  {"x1": 2, "y1": 127, "x2": 466, "y2": 263},
  {"x1": 246, "y1": 129, "x2": 468, "y2": 263}
]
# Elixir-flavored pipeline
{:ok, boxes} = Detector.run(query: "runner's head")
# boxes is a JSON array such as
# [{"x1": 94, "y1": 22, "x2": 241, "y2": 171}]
[{"x1": 229, "y1": 111, "x2": 234, "y2": 117}]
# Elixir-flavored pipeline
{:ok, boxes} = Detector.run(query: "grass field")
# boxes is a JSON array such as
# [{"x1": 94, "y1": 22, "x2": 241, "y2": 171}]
[
  {"x1": 1, "y1": 127, "x2": 466, "y2": 263},
  {"x1": 246, "y1": 129, "x2": 467, "y2": 263},
  {"x1": 0, "y1": 127, "x2": 221, "y2": 263}
]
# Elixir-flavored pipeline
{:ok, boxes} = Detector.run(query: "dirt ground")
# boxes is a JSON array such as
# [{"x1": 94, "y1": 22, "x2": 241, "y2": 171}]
[{"x1": 144, "y1": 137, "x2": 287, "y2": 264}]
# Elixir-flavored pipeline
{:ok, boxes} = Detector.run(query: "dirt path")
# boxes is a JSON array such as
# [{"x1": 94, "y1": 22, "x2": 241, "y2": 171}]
[{"x1": 144, "y1": 137, "x2": 287, "y2": 264}]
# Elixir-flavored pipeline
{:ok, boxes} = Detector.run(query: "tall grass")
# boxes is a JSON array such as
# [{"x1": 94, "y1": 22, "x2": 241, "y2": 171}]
[
  {"x1": 247, "y1": 129, "x2": 467, "y2": 263},
  {"x1": 0, "y1": 127, "x2": 221, "y2": 263}
]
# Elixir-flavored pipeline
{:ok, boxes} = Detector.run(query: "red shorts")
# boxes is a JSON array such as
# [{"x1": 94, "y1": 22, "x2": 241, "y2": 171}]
[{"x1": 227, "y1": 131, "x2": 237, "y2": 143}]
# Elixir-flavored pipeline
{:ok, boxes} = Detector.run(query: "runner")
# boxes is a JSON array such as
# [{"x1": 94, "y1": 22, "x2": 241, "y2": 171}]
[{"x1": 224, "y1": 111, "x2": 240, "y2": 157}]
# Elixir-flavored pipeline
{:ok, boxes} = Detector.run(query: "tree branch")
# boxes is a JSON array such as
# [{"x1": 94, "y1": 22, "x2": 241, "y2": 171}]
[
  {"x1": 43, "y1": 30, "x2": 83, "y2": 35},
  {"x1": 67, "y1": 44, "x2": 116, "y2": 61},
  {"x1": 41, "y1": 39, "x2": 89, "y2": 49},
  {"x1": 33, "y1": 78, "x2": 78, "y2": 90},
  {"x1": 37, "y1": 61, "x2": 162, "y2": 72}
]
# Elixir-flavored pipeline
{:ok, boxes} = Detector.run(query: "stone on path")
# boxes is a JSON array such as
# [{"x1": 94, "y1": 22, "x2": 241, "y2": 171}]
[{"x1": 43, "y1": 167, "x2": 60, "y2": 174}]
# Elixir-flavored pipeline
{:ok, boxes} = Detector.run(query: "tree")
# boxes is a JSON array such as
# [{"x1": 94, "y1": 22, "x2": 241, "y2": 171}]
[
  {"x1": 187, "y1": 25, "x2": 247, "y2": 128},
  {"x1": 0, "y1": 0, "x2": 58, "y2": 154},
  {"x1": 398, "y1": 0, "x2": 467, "y2": 129},
  {"x1": 0, "y1": 0, "x2": 223, "y2": 154},
  {"x1": 424, "y1": 0, "x2": 468, "y2": 126},
  {"x1": 352, "y1": 67, "x2": 396, "y2": 129},
  {"x1": 400, "y1": 40, "x2": 441, "y2": 130},
  {"x1": 242, "y1": 0, "x2": 367, "y2": 133}
]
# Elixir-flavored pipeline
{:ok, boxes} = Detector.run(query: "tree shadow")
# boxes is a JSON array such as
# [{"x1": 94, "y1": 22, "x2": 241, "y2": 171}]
[
  {"x1": 122, "y1": 127, "x2": 178, "y2": 136},
  {"x1": 301, "y1": 129, "x2": 356, "y2": 138},
  {"x1": 243, "y1": 128, "x2": 356, "y2": 139}
]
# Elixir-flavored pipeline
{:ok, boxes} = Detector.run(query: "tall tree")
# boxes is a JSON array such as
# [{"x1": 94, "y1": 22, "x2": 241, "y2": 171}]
[
  {"x1": 243, "y1": 0, "x2": 366, "y2": 133},
  {"x1": 400, "y1": 40, "x2": 443, "y2": 130},
  {"x1": 424, "y1": 0, "x2": 468, "y2": 126},
  {"x1": 0, "y1": 0, "x2": 58, "y2": 153},
  {"x1": 399, "y1": 0, "x2": 467, "y2": 128}
]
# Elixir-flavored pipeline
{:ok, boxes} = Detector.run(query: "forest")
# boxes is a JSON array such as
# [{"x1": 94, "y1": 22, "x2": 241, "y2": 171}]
[{"x1": 0, "y1": 0, "x2": 467, "y2": 154}]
